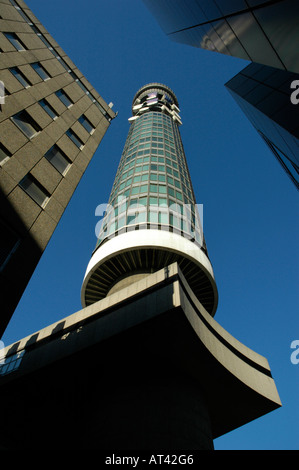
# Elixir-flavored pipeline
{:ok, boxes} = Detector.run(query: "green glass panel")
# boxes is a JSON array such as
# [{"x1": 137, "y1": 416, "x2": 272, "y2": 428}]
[
  {"x1": 149, "y1": 196, "x2": 158, "y2": 205},
  {"x1": 159, "y1": 212, "x2": 168, "y2": 224}
]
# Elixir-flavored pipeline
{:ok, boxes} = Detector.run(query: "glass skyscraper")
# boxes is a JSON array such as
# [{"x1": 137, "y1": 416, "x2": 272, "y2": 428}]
[
  {"x1": 226, "y1": 63, "x2": 299, "y2": 190},
  {"x1": 141, "y1": 1, "x2": 299, "y2": 190},
  {"x1": 142, "y1": 0, "x2": 299, "y2": 74},
  {"x1": 81, "y1": 83, "x2": 218, "y2": 316}
]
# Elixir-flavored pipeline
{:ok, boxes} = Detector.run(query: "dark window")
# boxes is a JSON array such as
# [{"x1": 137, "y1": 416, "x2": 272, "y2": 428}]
[
  {"x1": 38, "y1": 35, "x2": 52, "y2": 49},
  {"x1": 11, "y1": 110, "x2": 41, "y2": 139},
  {"x1": 10, "y1": 67, "x2": 31, "y2": 88},
  {"x1": 76, "y1": 79, "x2": 89, "y2": 95},
  {"x1": 66, "y1": 129, "x2": 84, "y2": 149},
  {"x1": 31, "y1": 62, "x2": 50, "y2": 80},
  {"x1": 4, "y1": 32, "x2": 26, "y2": 51},
  {"x1": 31, "y1": 28, "x2": 53, "y2": 50},
  {"x1": 15, "y1": 6, "x2": 32, "y2": 24},
  {"x1": 57, "y1": 57, "x2": 70, "y2": 72},
  {"x1": 0, "y1": 143, "x2": 11, "y2": 165},
  {"x1": 19, "y1": 174, "x2": 49, "y2": 207},
  {"x1": 78, "y1": 115, "x2": 95, "y2": 134},
  {"x1": 29, "y1": 24, "x2": 40, "y2": 34},
  {"x1": 45, "y1": 145, "x2": 71, "y2": 175},
  {"x1": 55, "y1": 89, "x2": 73, "y2": 107},
  {"x1": 39, "y1": 99, "x2": 57, "y2": 119},
  {"x1": 0, "y1": 350, "x2": 25, "y2": 376},
  {"x1": 94, "y1": 101, "x2": 107, "y2": 115}
]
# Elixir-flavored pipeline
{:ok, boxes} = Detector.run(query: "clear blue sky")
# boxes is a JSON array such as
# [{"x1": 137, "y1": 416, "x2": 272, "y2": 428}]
[{"x1": 2, "y1": 0, "x2": 298, "y2": 450}]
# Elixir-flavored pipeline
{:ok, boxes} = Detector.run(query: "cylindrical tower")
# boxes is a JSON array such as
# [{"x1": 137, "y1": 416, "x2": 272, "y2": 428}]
[{"x1": 81, "y1": 83, "x2": 218, "y2": 316}]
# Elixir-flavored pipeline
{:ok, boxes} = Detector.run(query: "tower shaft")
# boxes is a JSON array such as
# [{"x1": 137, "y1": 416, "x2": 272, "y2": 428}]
[{"x1": 81, "y1": 83, "x2": 218, "y2": 316}]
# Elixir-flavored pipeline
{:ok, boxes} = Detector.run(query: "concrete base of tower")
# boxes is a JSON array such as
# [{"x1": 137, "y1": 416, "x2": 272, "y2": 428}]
[
  {"x1": 81, "y1": 360, "x2": 214, "y2": 450},
  {"x1": 107, "y1": 271, "x2": 151, "y2": 296},
  {"x1": 0, "y1": 263, "x2": 281, "y2": 450}
]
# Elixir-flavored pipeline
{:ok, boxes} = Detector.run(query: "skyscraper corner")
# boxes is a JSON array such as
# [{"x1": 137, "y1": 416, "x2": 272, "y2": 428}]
[{"x1": 141, "y1": 0, "x2": 299, "y2": 190}]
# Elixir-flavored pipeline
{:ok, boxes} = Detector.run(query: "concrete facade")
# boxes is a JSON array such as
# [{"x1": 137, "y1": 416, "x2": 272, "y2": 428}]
[
  {"x1": 0, "y1": 0, "x2": 116, "y2": 336},
  {"x1": 0, "y1": 263, "x2": 281, "y2": 449}
]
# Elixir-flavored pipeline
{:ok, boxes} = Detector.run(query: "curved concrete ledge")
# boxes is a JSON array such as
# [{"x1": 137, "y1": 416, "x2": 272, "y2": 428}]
[{"x1": 81, "y1": 229, "x2": 218, "y2": 313}]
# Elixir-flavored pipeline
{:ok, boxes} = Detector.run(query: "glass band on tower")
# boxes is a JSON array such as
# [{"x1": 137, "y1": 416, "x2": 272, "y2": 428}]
[{"x1": 81, "y1": 83, "x2": 218, "y2": 315}]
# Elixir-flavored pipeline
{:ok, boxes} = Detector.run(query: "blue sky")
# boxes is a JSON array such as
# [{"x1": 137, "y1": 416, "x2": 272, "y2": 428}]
[{"x1": 2, "y1": 0, "x2": 298, "y2": 450}]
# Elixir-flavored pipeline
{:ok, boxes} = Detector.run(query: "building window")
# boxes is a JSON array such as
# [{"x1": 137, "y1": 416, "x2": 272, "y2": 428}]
[
  {"x1": 38, "y1": 35, "x2": 52, "y2": 49},
  {"x1": 31, "y1": 62, "x2": 50, "y2": 80},
  {"x1": 66, "y1": 129, "x2": 84, "y2": 149},
  {"x1": 0, "y1": 143, "x2": 11, "y2": 166},
  {"x1": 74, "y1": 77, "x2": 89, "y2": 95},
  {"x1": 11, "y1": 110, "x2": 41, "y2": 139},
  {"x1": 12, "y1": 2, "x2": 32, "y2": 24},
  {"x1": 159, "y1": 212, "x2": 168, "y2": 224},
  {"x1": 55, "y1": 89, "x2": 73, "y2": 107},
  {"x1": 0, "y1": 350, "x2": 25, "y2": 376},
  {"x1": 78, "y1": 115, "x2": 95, "y2": 134},
  {"x1": 94, "y1": 100, "x2": 108, "y2": 117},
  {"x1": 39, "y1": 99, "x2": 57, "y2": 119},
  {"x1": 4, "y1": 32, "x2": 26, "y2": 51},
  {"x1": 17, "y1": 9, "x2": 32, "y2": 23},
  {"x1": 29, "y1": 24, "x2": 40, "y2": 35},
  {"x1": 30, "y1": 25, "x2": 53, "y2": 50},
  {"x1": 57, "y1": 57, "x2": 70, "y2": 72},
  {"x1": 0, "y1": 219, "x2": 20, "y2": 272},
  {"x1": 19, "y1": 174, "x2": 49, "y2": 207},
  {"x1": 45, "y1": 145, "x2": 71, "y2": 175},
  {"x1": 10, "y1": 67, "x2": 31, "y2": 88}
]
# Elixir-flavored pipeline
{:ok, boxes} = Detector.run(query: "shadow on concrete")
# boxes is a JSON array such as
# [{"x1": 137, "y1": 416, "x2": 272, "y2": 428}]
[{"x1": 0, "y1": 185, "x2": 43, "y2": 337}]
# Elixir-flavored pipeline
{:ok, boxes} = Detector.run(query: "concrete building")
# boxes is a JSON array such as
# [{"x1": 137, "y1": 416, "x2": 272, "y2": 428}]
[
  {"x1": 142, "y1": 0, "x2": 299, "y2": 73},
  {"x1": 0, "y1": 0, "x2": 116, "y2": 336},
  {"x1": 226, "y1": 63, "x2": 299, "y2": 190},
  {"x1": 0, "y1": 85, "x2": 281, "y2": 450}
]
